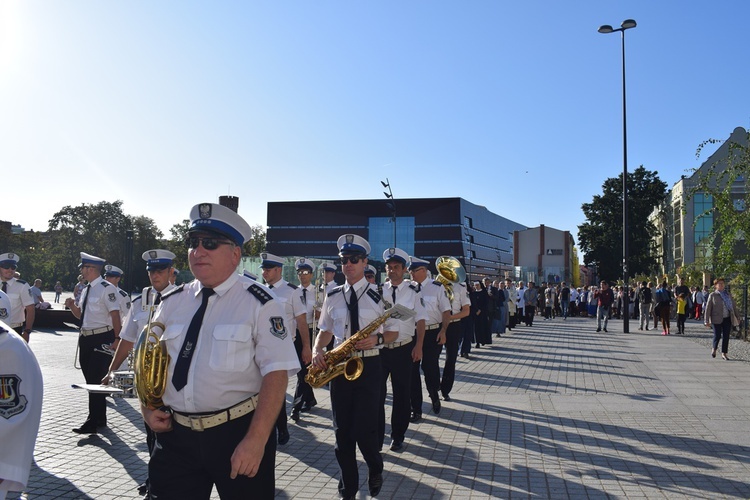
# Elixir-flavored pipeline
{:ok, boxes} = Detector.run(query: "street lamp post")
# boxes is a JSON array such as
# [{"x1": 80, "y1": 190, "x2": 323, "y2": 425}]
[
  {"x1": 599, "y1": 18, "x2": 636, "y2": 333},
  {"x1": 381, "y1": 178, "x2": 396, "y2": 247}
]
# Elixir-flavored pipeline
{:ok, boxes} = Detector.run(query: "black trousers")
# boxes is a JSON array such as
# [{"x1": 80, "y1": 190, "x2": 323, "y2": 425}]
[
  {"x1": 712, "y1": 317, "x2": 732, "y2": 353},
  {"x1": 525, "y1": 305, "x2": 536, "y2": 326},
  {"x1": 331, "y1": 355, "x2": 383, "y2": 498},
  {"x1": 440, "y1": 321, "x2": 462, "y2": 398},
  {"x1": 78, "y1": 330, "x2": 114, "y2": 424},
  {"x1": 149, "y1": 411, "x2": 276, "y2": 500},
  {"x1": 292, "y1": 329, "x2": 316, "y2": 412},
  {"x1": 411, "y1": 328, "x2": 444, "y2": 414},
  {"x1": 379, "y1": 340, "x2": 413, "y2": 445},
  {"x1": 460, "y1": 316, "x2": 474, "y2": 355}
]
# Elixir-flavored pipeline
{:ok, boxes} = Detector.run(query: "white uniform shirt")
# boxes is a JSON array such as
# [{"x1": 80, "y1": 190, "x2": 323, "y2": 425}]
[
  {"x1": 381, "y1": 280, "x2": 427, "y2": 343},
  {"x1": 152, "y1": 274, "x2": 299, "y2": 413},
  {"x1": 0, "y1": 325, "x2": 43, "y2": 498},
  {"x1": 79, "y1": 276, "x2": 120, "y2": 330},
  {"x1": 450, "y1": 282, "x2": 471, "y2": 315},
  {"x1": 0, "y1": 279, "x2": 34, "y2": 327},
  {"x1": 417, "y1": 279, "x2": 451, "y2": 326},
  {"x1": 115, "y1": 287, "x2": 131, "y2": 325},
  {"x1": 267, "y1": 278, "x2": 301, "y2": 338},
  {"x1": 318, "y1": 277, "x2": 397, "y2": 348},
  {"x1": 120, "y1": 284, "x2": 176, "y2": 343},
  {"x1": 295, "y1": 283, "x2": 317, "y2": 326},
  {"x1": 324, "y1": 280, "x2": 337, "y2": 294}
]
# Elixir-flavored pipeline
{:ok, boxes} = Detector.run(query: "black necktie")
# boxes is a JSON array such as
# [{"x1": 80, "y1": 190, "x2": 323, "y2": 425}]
[
  {"x1": 79, "y1": 284, "x2": 91, "y2": 326},
  {"x1": 172, "y1": 287, "x2": 214, "y2": 391},
  {"x1": 268, "y1": 284, "x2": 274, "y2": 289},
  {"x1": 302, "y1": 288, "x2": 307, "y2": 305},
  {"x1": 154, "y1": 291, "x2": 162, "y2": 306},
  {"x1": 348, "y1": 287, "x2": 359, "y2": 335},
  {"x1": 392, "y1": 285, "x2": 397, "y2": 304},
  {"x1": 1, "y1": 282, "x2": 6, "y2": 293}
]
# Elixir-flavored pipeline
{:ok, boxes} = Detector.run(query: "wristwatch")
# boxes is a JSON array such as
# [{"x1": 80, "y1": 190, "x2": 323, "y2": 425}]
[
  {"x1": 376, "y1": 333, "x2": 384, "y2": 345},
  {"x1": 23, "y1": 328, "x2": 31, "y2": 334}
]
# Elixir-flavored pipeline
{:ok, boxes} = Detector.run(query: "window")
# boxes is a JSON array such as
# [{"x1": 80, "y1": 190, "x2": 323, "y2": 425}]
[{"x1": 368, "y1": 217, "x2": 415, "y2": 256}]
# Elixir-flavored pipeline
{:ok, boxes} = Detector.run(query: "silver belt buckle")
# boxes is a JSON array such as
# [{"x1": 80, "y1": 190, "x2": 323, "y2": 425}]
[{"x1": 188, "y1": 415, "x2": 205, "y2": 432}]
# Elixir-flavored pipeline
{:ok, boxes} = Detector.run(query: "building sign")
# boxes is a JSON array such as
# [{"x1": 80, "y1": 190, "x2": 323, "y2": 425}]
[{"x1": 546, "y1": 249, "x2": 563, "y2": 256}]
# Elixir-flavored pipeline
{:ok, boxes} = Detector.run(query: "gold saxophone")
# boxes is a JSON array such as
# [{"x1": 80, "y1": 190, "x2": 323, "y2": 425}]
[
  {"x1": 133, "y1": 298, "x2": 171, "y2": 409},
  {"x1": 306, "y1": 301, "x2": 405, "y2": 389}
]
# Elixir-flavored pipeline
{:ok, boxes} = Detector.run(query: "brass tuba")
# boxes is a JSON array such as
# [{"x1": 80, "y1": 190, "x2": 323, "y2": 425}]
[
  {"x1": 133, "y1": 320, "x2": 170, "y2": 409},
  {"x1": 435, "y1": 256, "x2": 467, "y2": 301},
  {"x1": 305, "y1": 302, "x2": 414, "y2": 388}
]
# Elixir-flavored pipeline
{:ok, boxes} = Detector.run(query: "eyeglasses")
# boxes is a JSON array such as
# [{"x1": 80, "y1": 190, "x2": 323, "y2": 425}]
[
  {"x1": 340, "y1": 256, "x2": 363, "y2": 265},
  {"x1": 0, "y1": 264, "x2": 16, "y2": 270},
  {"x1": 297, "y1": 270, "x2": 312, "y2": 275},
  {"x1": 186, "y1": 236, "x2": 233, "y2": 250}
]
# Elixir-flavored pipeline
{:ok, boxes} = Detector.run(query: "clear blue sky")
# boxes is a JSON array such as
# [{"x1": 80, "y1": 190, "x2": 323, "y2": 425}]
[{"x1": 3, "y1": 1, "x2": 749, "y2": 254}]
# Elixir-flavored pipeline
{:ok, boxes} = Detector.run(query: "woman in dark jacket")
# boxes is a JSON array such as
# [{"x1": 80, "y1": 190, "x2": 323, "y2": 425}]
[{"x1": 704, "y1": 278, "x2": 741, "y2": 360}]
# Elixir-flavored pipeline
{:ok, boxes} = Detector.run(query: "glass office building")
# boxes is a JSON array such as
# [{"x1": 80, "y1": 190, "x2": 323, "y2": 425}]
[{"x1": 266, "y1": 198, "x2": 526, "y2": 281}]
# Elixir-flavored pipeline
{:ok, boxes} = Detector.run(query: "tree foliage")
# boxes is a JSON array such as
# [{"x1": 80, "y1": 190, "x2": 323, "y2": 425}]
[
  {"x1": 243, "y1": 224, "x2": 267, "y2": 256},
  {"x1": 687, "y1": 130, "x2": 750, "y2": 282},
  {"x1": 578, "y1": 166, "x2": 667, "y2": 282}
]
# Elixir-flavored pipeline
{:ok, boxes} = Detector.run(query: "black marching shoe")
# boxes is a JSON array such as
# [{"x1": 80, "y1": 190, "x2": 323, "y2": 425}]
[
  {"x1": 278, "y1": 428, "x2": 290, "y2": 445},
  {"x1": 300, "y1": 400, "x2": 317, "y2": 412},
  {"x1": 368, "y1": 472, "x2": 383, "y2": 496},
  {"x1": 72, "y1": 420, "x2": 98, "y2": 434},
  {"x1": 409, "y1": 412, "x2": 422, "y2": 423},
  {"x1": 290, "y1": 409, "x2": 300, "y2": 423},
  {"x1": 432, "y1": 396, "x2": 442, "y2": 414},
  {"x1": 390, "y1": 439, "x2": 404, "y2": 452}
]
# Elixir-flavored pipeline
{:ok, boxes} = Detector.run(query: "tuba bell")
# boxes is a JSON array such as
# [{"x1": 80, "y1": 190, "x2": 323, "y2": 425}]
[
  {"x1": 133, "y1": 321, "x2": 170, "y2": 409},
  {"x1": 435, "y1": 256, "x2": 467, "y2": 302}
]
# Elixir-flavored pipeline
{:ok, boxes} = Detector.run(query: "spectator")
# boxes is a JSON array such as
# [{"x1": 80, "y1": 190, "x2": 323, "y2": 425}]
[{"x1": 54, "y1": 281, "x2": 63, "y2": 303}]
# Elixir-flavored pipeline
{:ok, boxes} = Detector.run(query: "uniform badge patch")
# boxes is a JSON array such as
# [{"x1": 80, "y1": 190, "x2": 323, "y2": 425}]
[
  {"x1": 199, "y1": 203, "x2": 212, "y2": 219},
  {"x1": 108, "y1": 293, "x2": 116, "y2": 302},
  {"x1": 149, "y1": 250, "x2": 158, "y2": 259},
  {"x1": 0, "y1": 308, "x2": 8, "y2": 319},
  {"x1": 269, "y1": 317, "x2": 287, "y2": 339},
  {"x1": 0, "y1": 375, "x2": 28, "y2": 419},
  {"x1": 420, "y1": 297, "x2": 425, "y2": 308}
]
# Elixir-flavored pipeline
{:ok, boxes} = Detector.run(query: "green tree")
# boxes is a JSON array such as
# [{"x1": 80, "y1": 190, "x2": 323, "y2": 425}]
[
  {"x1": 164, "y1": 219, "x2": 190, "y2": 273},
  {"x1": 47, "y1": 201, "x2": 162, "y2": 290},
  {"x1": 578, "y1": 166, "x2": 667, "y2": 281},
  {"x1": 243, "y1": 224, "x2": 266, "y2": 256},
  {"x1": 688, "y1": 130, "x2": 750, "y2": 281}
]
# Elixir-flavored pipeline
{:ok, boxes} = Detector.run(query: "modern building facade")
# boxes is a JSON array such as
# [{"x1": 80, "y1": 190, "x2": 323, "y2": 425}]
[
  {"x1": 651, "y1": 126, "x2": 749, "y2": 279},
  {"x1": 513, "y1": 225, "x2": 576, "y2": 285},
  {"x1": 265, "y1": 198, "x2": 527, "y2": 282}
]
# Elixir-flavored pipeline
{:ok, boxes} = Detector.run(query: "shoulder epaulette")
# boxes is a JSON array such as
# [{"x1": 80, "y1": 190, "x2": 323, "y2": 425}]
[
  {"x1": 160, "y1": 284, "x2": 185, "y2": 301},
  {"x1": 409, "y1": 283, "x2": 420, "y2": 292},
  {"x1": 367, "y1": 288, "x2": 381, "y2": 303},
  {"x1": 118, "y1": 289, "x2": 128, "y2": 298},
  {"x1": 248, "y1": 283, "x2": 272, "y2": 304},
  {"x1": 432, "y1": 280, "x2": 444, "y2": 287},
  {"x1": 101, "y1": 281, "x2": 110, "y2": 288},
  {"x1": 132, "y1": 295, "x2": 143, "y2": 304},
  {"x1": 328, "y1": 286, "x2": 343, "y2": 297},
  {"x1": 287, "y1": 282, "x2": 298, "y2": 290},
  {"x1": 16, "y1": 279, "x2": 27, "y2": 285}
]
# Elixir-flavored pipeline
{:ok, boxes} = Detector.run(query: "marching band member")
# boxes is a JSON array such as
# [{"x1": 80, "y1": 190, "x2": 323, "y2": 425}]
[
  {"x1": 408, "y1": 257, "x2": 450, "y2": 421},
  {"x1": 311, "y1": 234, "x2": 398, "y2": 499},
  {"x1": 142, "y1": 203, "x2": 298, "y2": 499},
  {"x1": 0, "y1": 252, "x2": 36, "y2": 342},
  {"x1": 290, "y1": 258, "x2": 316, "y2": 422},
  {"x1": 65, "y1": 252, "x2": 121, "y2": 434},
  {"x1": 379, "y1": 248, "x2": 426, "y2": 451}
]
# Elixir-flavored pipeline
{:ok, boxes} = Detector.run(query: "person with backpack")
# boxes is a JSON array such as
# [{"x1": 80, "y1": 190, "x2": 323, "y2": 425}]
[
  {"x1": 654, "y1": 282, "x2": 673, "y2": 335},
  {"x1": 636, "y1": 281, "x2": 652, "y2": 330}
]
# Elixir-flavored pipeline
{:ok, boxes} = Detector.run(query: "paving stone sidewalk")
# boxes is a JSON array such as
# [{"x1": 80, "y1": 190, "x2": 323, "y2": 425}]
[{"x1": 10, "y1": 315, "x2": 750, "y2": 499}]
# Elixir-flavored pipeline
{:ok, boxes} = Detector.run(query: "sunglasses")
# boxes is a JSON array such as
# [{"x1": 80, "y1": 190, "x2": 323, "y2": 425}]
[
  {"x1": 186, "y1": 236, "x2": 233, "y2": 250},
  {"x1": 340, "y1": 256, "x2": 363, "y2": 265},
  {"x1": 0, "y1": 264, "x2": 16, "y2": 270},
  {"x1": 297, "y1": 270, "x2": 312, "y2": 275}
]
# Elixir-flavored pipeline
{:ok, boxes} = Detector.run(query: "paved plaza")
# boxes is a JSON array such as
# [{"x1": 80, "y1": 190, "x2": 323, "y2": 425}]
[{"x1": 10, "y1": 313, "x2": 750, "y2": 499}]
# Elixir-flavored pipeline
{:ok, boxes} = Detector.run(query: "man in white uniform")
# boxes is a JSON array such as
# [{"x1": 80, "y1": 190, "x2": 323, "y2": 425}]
[
  {"x1": 0, "y1": 290, "x2": 43, "y2": 500},
  {"x1": 142, "y1": 202, "x2": 299, "y2": 499},
  {"x1": 0, "y1": 253, "x2": 35, "y2": 342}
]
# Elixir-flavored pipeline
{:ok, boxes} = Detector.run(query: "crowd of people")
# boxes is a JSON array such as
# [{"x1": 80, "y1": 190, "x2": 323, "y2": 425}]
[{"x1": 1, "y1": 221, "x2": 745, "y2": 499}]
